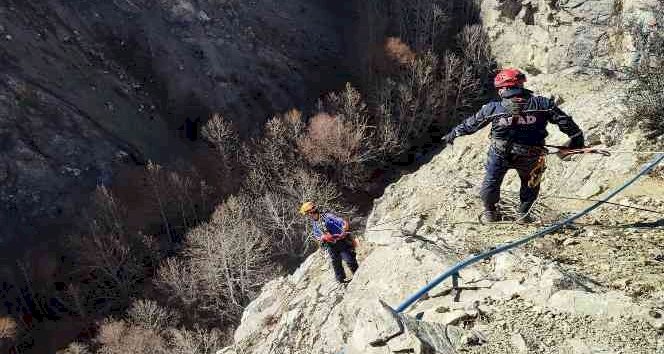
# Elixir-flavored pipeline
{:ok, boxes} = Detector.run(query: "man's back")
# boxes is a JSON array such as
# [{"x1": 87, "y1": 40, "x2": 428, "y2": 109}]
[{"x1": 451, "y1": 88, "x2": 582, "y2": 147}]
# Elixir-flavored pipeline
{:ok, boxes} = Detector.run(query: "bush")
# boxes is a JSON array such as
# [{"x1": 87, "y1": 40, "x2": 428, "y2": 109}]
[
  {"x1": 625, "y1": 2, "x2": 664, "y2": 146},
  {"x1": 127, "y1": 299, "x2": 180, "y2": 332},
  {"x1": 145, "y1": 161, "x2": 216, "y2": 239},
  {"x1": 96, "y1": 320, "x2": 168, "y2": 354},
  {"x1": 169, "y1": 326, "x2": 225, "y2": 354},
  {"x1": 61, "y1": 342, "x2": 91, "y2": 354},
  {"x1": 626, "y1": 68, "x2": 664, "y2": 144}
]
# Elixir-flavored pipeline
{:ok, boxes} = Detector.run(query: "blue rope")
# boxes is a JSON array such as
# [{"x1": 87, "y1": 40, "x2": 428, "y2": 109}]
[{"x1": 393, "y1": 153, "x2": 664, "y2": 313}]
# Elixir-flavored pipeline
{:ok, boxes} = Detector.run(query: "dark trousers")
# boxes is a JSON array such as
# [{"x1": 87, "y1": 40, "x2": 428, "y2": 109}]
[
  {"x1": 325, "y1": 240, "x2": 359, "y2": 283},
  {"x1": 480, "y1": 147, "x2": 541, "y2": 213}
]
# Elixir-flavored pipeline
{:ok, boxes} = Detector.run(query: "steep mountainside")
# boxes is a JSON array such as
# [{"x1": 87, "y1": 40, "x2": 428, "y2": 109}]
[
  {"x1": 0, "y1": 0, "x2": 354, "y2": 242},
  {"x1": 220, "y1": 1, "x2": 664, "y2": 353}
]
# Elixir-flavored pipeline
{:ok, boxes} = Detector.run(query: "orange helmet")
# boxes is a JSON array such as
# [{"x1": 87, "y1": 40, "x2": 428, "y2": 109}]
[
  {"x1": 494, "y1": 68, "x2": 527, "y2": 88},
  {"x1": 299, "y1": 202, "x2": 316, "y2": 215}
]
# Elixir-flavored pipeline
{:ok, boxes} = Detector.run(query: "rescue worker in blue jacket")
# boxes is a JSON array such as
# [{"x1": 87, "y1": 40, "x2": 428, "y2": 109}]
[
  {"x1": 300, "y1": 202, "x2": 358, "y2": 283},
  {"x1": 442, "y1": 68, "x2": 584, "y2": 222}
]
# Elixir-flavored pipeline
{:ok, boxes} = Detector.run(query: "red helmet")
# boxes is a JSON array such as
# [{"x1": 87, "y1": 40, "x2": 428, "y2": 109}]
[{"x1": 494, "y1": 68, "x2": 527, "y2": 88}]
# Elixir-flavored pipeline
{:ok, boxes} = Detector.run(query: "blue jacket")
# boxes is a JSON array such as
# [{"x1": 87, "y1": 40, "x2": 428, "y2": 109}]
[
  {"x1": 450, "y1": 88, "x2": 582, "y2": 147},
  {"x1": 312, "y1": 213, "x2": 346, "y2": 241}
]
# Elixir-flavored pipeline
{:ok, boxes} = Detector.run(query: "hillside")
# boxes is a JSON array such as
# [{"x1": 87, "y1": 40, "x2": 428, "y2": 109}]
[
  {"x1": 0, "y1": 0, "x2": 354, "y2": 243},
  {"x1": 220, "y1": 74, "x2": 664, "y2": 354},
  {"x1": 1, "y1": 0, "x2": 662, "y2": 352},
  {"x1": 220, "y1": 1, "x2": 664, "y2": 353},
  {"x1": 0, "y1": 0, "x2": 357, "y2": 351}
]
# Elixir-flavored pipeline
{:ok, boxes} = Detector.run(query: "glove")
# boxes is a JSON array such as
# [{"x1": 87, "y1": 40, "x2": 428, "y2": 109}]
[
  {"x1": 567, "y1": 134, "x2": 585, "y2": 149},
  {"x1": 442, "y1": 131, "x2": 456, "y2": 146},
  {"x1": 321, "y1": 233, "x2": 335, "y2": 243}
]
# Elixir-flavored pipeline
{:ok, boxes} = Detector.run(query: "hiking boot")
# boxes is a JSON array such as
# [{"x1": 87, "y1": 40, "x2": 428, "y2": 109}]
[
  {"x1": 481, "y1": 210, "x2": 500, "y2": 223},
  {"x1": 516, "y1": 212, "x2": 536, "y2": 224}
]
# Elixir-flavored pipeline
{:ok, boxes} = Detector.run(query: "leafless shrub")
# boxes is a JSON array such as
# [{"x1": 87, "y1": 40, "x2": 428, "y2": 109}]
[
  {"x1": 127, "y1": 299, "x2": 180, "y2": 332},
  {"x1": 625, "y1": 4, "x2": 664, "y2": 148},
  {"x1": 626, "y1": 68, "x2": 664, "y2": 146},
  {"x1": 242, "y1": 109, "x2": 307, "y2": 193},
  {"x1": 96, "y1": 319, "x2": 169, "y2": 354},
  {"x1": 371, "y1": 27, "x2": 491, "y2": 156},
  {"x1": 61, "y1": 342, "x2": 91, "y2": 354},
  {"x1": 258, "y1": 169, "x2": 345, "y2": 257},
  {"x1": 189, "y1": 196, "x2": 271, "y2": 319},
  {"x1": 201, "y1": 113, "x2": 240, "y2": 172},
  {"x1": 73, "y1": 187, "x2": 147, "y2": 305},
  {"x1": 57, "y1": 283, "x2": 90, "y2": 320},
  {"x1": 298, "y1": 111, "x2": 374, "y2": 188},
  {"x1": 385, "y1": 37, "x2": 416, "y2": 66},
  {"x1": 306, "y1": 84, "x2": 393, "y2": 188},
  {"x1": 356, "y1": 1, "x2": 493, "y2": 161},
  {"x1": 387, "y1": 0, "x2": 450, "y2": 52},
  {"x1": 371, "y1": 50, "x2": 442, "y2": 152},
  {"x1": 458, "y1": 24, "x2": 494, "y2": 83},
  {"x1": 168, "y1": 326, "x2": 225, "y2": 354},
  {"x1": 145, "y1": 161, "x2": 215, "y2": 240},
  {"x1": 155, "y1": 257, "x2": 199, "y2": 309}
]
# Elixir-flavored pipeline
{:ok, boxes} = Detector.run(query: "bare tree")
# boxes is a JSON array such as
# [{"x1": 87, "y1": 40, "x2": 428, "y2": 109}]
[
  {"x1": 72, "y1": 187, "x2": 147, "y2": 306},
  {"x1": 155, "y1": 257, "x2": 199, "y2": 309},
  {"x1": 157, "y1": 195, "x2": 272, "y2": 327},
  {"x1": 201, "y1": 113, "x2": 240, "y2": 174}
]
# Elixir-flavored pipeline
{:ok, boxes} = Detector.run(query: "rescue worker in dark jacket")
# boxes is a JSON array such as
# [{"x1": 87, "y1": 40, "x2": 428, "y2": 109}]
[
  {"x1": 442, "y1": 68, "x2": 584, "y2": 222},
  {"x1": 300, "y1": 202, "x2": 359, "y2": 283}
]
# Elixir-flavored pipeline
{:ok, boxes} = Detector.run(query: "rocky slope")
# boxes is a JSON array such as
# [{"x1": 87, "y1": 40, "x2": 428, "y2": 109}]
[
  {"x1": 220, "y1": 1, "x2": 664, "y2": 353},
  {"x1": 0, "y1": 0, "x2": 354, "y2": 242}
]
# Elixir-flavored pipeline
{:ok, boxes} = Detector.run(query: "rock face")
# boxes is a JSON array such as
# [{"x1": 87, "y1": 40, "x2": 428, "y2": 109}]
[
  {"x1": 480, "y1": 0, "x2": 660, "y2": 73},
  {"x1": 0, "y1": 0, "x2": 353, "y2": 242},
  {"x1": 221, "y1": 1, "x2": 664, "y2": 353}
]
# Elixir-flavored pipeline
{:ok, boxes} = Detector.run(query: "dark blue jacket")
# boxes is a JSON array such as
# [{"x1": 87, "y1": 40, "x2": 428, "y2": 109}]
[{"x1": 450, "y1": 88, "x2": 582, "y2": 147}]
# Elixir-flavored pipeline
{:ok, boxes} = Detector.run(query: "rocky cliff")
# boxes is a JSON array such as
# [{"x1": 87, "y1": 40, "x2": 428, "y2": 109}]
[
  {"x1": 220, "y1": 1, "x2": 664, "y2": 353},
  {"x1": 0, "y1": 0, "x2": 354, "y2": 242}
]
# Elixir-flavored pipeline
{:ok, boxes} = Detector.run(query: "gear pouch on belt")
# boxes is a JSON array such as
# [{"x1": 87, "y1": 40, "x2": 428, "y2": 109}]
[{"x1": 528, "y1": 155, "x2": 547, "y2": 188}]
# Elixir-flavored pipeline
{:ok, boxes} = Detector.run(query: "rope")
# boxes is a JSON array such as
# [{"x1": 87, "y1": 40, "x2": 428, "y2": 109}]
[
  {"x1": 605, "y1": 150, "x2": 664, "y2": 155},
  {"x1": 390, "y1": 153, "x2": 664, "y2": 313},
  {"x1": 365, "y1": 191, "x2": 663, "y2": 233},
  {"x1": 543, "y1": 145, "x2": 612, "y2": 157},
  {"x1": 540, "y1": 195, "x2": 664, "y2": 215},
  {"x1": 346, "y1": 149, "x2": 662, "y2": 353}
]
